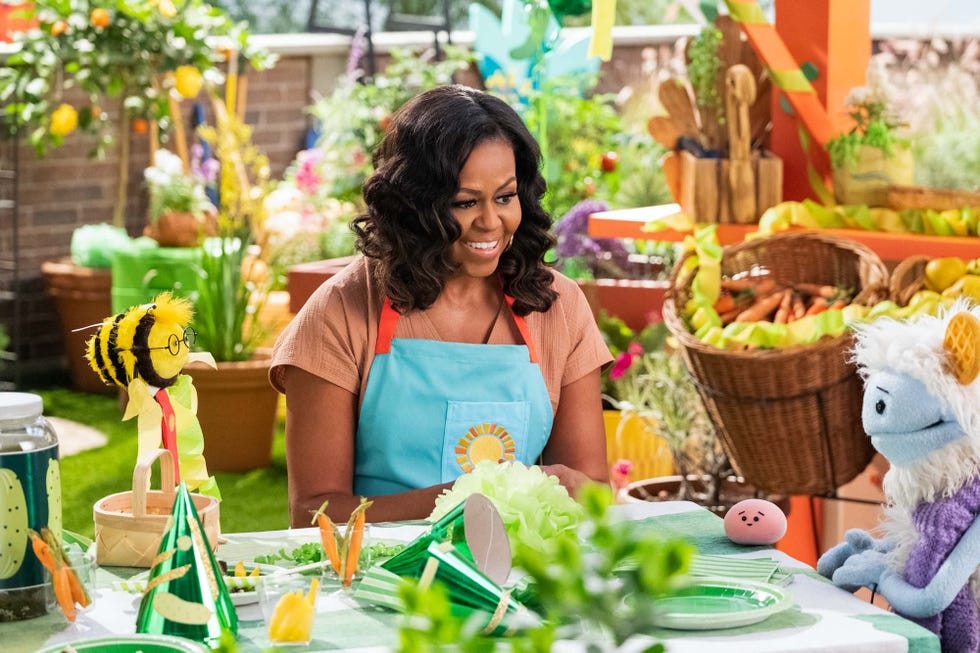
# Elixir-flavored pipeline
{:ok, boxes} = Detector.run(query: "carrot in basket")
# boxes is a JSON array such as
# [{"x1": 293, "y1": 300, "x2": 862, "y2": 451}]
[
  {"x1": 791, "y1": 293, "x2": 806, "y2": 321},
  {"x1": 734, "y1": 291, "x2": 785, "y2": 323},
  {"x1": 829, "y1": 299, "x2": 848, "y2": 310},
  {"x1": 311, "y1": 501, "x2": 342, "y2": 575},
  {"x1": 713, "y1": 292, "x2": 736, "y2": 314},
  {"x1": 805, "y1": 296, "x2": 830, "y2": 316},
  {"x1": 795, "y1": 283, "x2": 836, "y2": 299},
  {"x1": 773, "y1": 290, "x2": 793, "y2": 324}
]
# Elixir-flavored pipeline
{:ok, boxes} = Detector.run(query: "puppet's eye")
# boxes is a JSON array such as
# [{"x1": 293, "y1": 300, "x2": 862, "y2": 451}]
[{"x1": 875, "y1": 399, "x2": 886, "y2": 415}]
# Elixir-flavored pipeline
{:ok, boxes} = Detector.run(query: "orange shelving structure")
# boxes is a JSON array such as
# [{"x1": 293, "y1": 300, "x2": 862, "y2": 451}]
[{"x1": 589, "y1": 205, "x2": 980, "y2": 262}]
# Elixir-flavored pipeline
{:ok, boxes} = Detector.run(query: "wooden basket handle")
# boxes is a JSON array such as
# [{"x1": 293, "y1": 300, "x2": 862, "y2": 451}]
[{"x1": 132, "y1": 448, "x2": 176, "y2": 519}]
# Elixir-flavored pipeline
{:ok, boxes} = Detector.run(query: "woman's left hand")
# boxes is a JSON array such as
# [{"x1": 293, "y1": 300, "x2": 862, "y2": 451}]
[{"x1": 539, "y1": 464, "x2": 592, "y2": 498}]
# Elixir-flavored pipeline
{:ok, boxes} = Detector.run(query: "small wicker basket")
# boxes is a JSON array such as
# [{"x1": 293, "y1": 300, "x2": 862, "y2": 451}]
[
  {"x1": 889, "y1": 254, "x2": 931, "y2": 307},
  {"x1": 93, "y1": 448, "x2": 220, "y2": 567},
  {"x1": 663, "y1": 231, "x2": 888, "y2": 496}
]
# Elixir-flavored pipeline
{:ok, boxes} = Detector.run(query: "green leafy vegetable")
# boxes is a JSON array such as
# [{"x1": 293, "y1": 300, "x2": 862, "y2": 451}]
[{"x1": 428, "y1": 461, "x2": 583, "y2": 560}]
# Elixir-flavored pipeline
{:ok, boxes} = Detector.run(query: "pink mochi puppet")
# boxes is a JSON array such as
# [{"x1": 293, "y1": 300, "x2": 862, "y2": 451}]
[{"x1": 724, "y1": 499, "x2": 787, "y2": 545}]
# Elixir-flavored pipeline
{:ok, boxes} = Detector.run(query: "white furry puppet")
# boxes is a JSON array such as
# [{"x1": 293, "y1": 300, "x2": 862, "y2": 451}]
[{"x1": 817, "y1": 301, "x2": 980, "y2": 652}]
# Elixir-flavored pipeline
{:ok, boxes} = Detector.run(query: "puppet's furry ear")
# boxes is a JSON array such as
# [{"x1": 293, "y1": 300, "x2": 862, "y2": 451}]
[{"x1": 943, "y1": 312, "x2": 980, "y2": 385}]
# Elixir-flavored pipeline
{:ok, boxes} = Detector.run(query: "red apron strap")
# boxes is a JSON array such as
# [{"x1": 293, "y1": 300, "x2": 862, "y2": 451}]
[
  {"x1": 376, "y1": 297, "x2": 400, "y2": 354},
  {"x1": 504, "y1": 296, "x2": 538, "y2": 364},
  {"x1": 377, "y1": 295, "x2": 538, "y2": 363}
]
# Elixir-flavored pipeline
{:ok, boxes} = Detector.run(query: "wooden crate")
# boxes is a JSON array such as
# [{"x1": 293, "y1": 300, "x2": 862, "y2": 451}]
[{"x1": 677, "y1": 150, "x2": 783, "y2": 224}]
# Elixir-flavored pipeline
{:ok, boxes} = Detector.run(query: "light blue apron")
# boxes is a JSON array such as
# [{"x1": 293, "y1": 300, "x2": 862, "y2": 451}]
[{"x1": 354, "y1": 296, "x2": 554, "y2": 496}]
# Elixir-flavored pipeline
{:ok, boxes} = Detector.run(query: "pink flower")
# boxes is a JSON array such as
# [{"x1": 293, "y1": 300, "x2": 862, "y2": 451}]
[
  {"x1": 609, "y1": 351, "x2": 633, "y2": 380},
  {"x1": 627, "y1": 342, "x2": 644, "y2": 357},
  {"x1": 612, "y1": 459, "x2": 633, "y2": 478}
]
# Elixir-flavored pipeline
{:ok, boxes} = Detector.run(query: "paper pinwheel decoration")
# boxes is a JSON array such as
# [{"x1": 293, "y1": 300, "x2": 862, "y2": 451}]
[{"x1": 469, "y1": 0, "x2": 601, "y2": 106}]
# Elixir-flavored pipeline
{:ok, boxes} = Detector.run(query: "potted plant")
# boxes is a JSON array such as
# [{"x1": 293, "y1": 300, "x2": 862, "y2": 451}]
[
  {"x1": 182, "y1": 94, "x2": 277, "y2": 473},
  {"x1": 142, "y1": 148, "x2": 217, "y2": 247},
  {"x1": 553, "y1": 199, "x2": 675, "y2": 331},
  {"x1": 601, "y1": 313, "x2": 736, "y2": 511},
  {"x1": 827, "y1": 58, "x2": 914, "y2": 207}
]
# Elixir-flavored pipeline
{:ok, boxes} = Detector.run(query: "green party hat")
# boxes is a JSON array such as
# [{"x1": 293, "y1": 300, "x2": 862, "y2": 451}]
[
  {"x1": 419, "y1": 541, "x2": 539, "y2": 636},
  {"x1": 135, "y1": 482, "x2": 237, "y2": 645},
  {"x1": 382, "y1": 493, "x2": 511, "y2": 584}
]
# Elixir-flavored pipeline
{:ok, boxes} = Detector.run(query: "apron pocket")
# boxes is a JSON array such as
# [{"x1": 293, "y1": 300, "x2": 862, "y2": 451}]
[{"x1": 442, "y1": 400, "x2": 531, "y2": 482}]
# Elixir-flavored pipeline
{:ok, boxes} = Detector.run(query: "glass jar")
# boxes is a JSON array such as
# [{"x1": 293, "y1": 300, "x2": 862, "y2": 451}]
[{"x1": 0, "y1": 392, "x2": 61, "y2": 621}]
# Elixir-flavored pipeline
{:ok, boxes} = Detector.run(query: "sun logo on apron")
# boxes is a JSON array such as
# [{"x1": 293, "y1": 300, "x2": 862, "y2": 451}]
[{"x1": 456, "y1": 423, "x2": 516, "y2": 472}]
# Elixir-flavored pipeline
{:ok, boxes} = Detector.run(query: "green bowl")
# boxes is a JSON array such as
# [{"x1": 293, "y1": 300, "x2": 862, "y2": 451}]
[{"x1": 36, "y1": 634, "x2": 208, "y2": 653}]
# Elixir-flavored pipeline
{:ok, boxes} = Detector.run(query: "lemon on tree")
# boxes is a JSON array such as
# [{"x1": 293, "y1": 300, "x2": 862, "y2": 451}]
[
  {"x1": 50, "y1": 104, "x2": 78, "y2": 136},
  {"x1": 174, "y1": 66, "x2": 203, "y2": 99}
]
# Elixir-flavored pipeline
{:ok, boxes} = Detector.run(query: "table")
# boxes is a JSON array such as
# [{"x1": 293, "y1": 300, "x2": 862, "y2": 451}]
[{"x1": 11, "y1": 501, "x2": 939, "y2": 653}]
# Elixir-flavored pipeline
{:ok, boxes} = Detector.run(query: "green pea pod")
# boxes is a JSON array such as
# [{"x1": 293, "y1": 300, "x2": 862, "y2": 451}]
[
  {"x1": 899, "y1": 208, "x2": 924, "y2": 234},
  {"x1": 721, "y1": 321, "x2": 787, "y2": 349},
  {"x1": 803, "y1": 199, "x2": 846, "y2": 229},
  {"x1": 924, "y1": 209, "x2": 954, "y2": 236}
]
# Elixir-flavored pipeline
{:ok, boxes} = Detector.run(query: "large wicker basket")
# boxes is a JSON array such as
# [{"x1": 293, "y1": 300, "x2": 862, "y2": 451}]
[
  {"x1": 93, "y1": 449, "x2": 220, "y2": 567},
  {"x1": 663, "y1": 231, "x2": 888, "y2": 496}
]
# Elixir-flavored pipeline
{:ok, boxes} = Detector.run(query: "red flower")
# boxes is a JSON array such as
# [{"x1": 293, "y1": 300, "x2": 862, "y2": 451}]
[{"x1": 609, "y1": 351, "x2": 633, "y2": 379}]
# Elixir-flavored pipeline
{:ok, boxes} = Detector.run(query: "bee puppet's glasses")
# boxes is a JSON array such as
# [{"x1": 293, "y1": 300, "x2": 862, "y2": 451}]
[{"x1": 145, "y1": 327, "x2": 196, "y2": 356}]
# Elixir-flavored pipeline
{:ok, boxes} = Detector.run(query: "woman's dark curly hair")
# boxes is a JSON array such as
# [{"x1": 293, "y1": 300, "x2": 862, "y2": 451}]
[{"x1": 353, "y1": 84, "x2": 557, "y2": 316}]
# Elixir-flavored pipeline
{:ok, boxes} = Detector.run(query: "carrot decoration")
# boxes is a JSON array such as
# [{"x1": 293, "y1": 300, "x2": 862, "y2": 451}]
[
  {"x1": 829, "y1": 299, "x2": 848, "y2": 310},
  {"x1": 343, "y1": 509, "x2": 367, "y2": 587},
  {"x1": 312, "y1": 498, "x2": 373, "y2": 586},
  {"x1": 791, "y1": 293, "x2": 807, "y2": 320},
  {"x1": 713, "y1": 292, "x2": 736, "y2": 314},
  {"x1": 29, "y1": 529, "x2": 90, "y2": 621},
  {"x1": 312, "y1": 501, "x2": 342, "y2": 576}
]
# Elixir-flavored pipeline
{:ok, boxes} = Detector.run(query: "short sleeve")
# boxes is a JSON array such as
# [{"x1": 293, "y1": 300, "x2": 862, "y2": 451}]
[
  {"x1": 554, "y1": 275, "x2": 614, "y2": 387},
  {"x1": 269, "y1": 272, "x2": 365, "y2": 395}
]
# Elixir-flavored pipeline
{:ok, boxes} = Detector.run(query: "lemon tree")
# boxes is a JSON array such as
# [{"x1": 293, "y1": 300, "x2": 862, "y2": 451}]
[{"x1": 0, "y1": 0, "x2": 275, "y2": 227}]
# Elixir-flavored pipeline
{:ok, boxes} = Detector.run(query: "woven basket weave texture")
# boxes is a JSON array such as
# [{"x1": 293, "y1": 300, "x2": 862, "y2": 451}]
[{"x1": 663, "y1": 231, "x2": 888, "y2": 496}]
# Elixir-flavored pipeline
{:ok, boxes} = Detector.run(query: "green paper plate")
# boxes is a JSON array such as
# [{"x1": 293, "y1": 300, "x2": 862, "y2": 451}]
[
  {"x1": 652, "y1": 578, "x2": 793, "y2": 630},
  {"x1": 36, "y1": 634, "x2": 208, "y2": 653}
]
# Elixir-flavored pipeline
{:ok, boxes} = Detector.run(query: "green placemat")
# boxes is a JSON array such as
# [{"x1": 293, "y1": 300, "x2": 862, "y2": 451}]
[
  {"x1": 627, "y1": 509, "x2": 769, "y2": 555},
  {"x1": 851, "y1": 614, "x2": 942, "y2": 653}
]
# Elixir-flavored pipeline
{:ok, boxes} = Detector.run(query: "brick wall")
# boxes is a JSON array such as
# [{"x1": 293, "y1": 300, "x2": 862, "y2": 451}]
[{"x1": 2, "y1": 55, "x2": 312, "y2": 385}]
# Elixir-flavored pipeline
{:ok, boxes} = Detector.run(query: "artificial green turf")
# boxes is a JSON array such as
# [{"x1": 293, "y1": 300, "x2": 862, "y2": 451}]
[{"x1": 31, "y1": 388, "x2": 290, "y2": 537}]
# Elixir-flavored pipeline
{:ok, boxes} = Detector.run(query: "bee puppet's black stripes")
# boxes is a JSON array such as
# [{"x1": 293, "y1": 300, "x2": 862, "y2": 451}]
[
  {"x1": 99, "y1": 313, "x2": 128, "y2": 387},
  {"x1": 133, "y1": 311, "x2": 176, "y2": 388}
]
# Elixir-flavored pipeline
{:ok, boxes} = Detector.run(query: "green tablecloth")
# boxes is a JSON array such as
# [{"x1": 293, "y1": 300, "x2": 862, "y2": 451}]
[{"x1": 7, "y1": 502, "x2": 940, "y2": 653}]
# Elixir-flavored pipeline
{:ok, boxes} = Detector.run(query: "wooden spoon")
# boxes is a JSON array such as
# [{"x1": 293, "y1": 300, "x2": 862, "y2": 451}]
[
  {"x1": 659, "y1": 78, "x2": 701, "y2": 145},
  {"x1": 725, "y1": 65, "x2": 757, "y2": 224},
  {"x1": 648, "y1": 115, "x2": 683, "y2": 150}
]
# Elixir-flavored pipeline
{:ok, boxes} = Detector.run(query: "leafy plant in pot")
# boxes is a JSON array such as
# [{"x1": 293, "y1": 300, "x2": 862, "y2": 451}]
[
  {"x1": 827, "y1": 58, "x2": 914, "y2": 207},
  {"x1": 184, "y1": 95, "x2": 277, "y2": 473},
  {"x1": 143, "y1": 148, "x2": 218, "y2": 247}
]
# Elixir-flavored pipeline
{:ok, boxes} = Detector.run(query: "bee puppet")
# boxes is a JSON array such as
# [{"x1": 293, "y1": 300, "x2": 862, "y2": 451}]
[{"x1": 85, "y1": 292, "x2": 219, "y2": 498}]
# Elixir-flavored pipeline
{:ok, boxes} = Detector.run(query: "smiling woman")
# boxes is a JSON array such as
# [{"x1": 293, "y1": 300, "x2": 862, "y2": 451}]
[{"x1": 271, "y1": 85, "x2": 613, "y2": 526}]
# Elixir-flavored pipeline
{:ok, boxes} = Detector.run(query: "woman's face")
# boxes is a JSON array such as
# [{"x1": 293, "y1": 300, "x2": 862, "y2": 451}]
[{"x1": 448, "y1": 138, "x2": 521, "y2": 279}]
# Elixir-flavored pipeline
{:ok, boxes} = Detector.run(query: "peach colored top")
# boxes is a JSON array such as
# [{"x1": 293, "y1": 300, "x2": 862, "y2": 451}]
[{"x1": 270, "y1": 256, "x2": 612, "y2": 412}]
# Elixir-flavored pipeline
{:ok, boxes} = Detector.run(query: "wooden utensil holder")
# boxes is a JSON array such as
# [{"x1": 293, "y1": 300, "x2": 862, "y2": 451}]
[
  {"x1": 93, "y1": 448, "x2": 220, "y2": 568},
  {"x1": 677, "y1": 150, "x2": 783, "y2": 224}
]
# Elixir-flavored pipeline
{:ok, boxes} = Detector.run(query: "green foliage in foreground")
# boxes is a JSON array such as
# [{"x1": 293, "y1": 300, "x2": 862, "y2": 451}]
[{"x1": 33, "y1": 387, "x2": 289, "y2": 538}]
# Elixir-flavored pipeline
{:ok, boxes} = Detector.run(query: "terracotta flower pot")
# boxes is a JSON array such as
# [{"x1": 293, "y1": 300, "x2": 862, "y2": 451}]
[
  {"x1": 143, "y1": 211, "x2": 217, "y2": 248},
  {"x1": 183, "y1": 351, "x2": 278, "y2": 472},
  {"x1": 41, "y1": 258, "x2": 115, "y2": 394},
  {"x1": 831, "y1": 144, "x2": 914, "y2": 207}
]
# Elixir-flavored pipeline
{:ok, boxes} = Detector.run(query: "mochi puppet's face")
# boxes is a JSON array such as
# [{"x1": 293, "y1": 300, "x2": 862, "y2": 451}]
[
  {"x1": 724, "y1": 499, "x2": 787, "y2": 545},
  {"x1": 861, "y1": 369, "x2": 964, "y2": 466}
]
